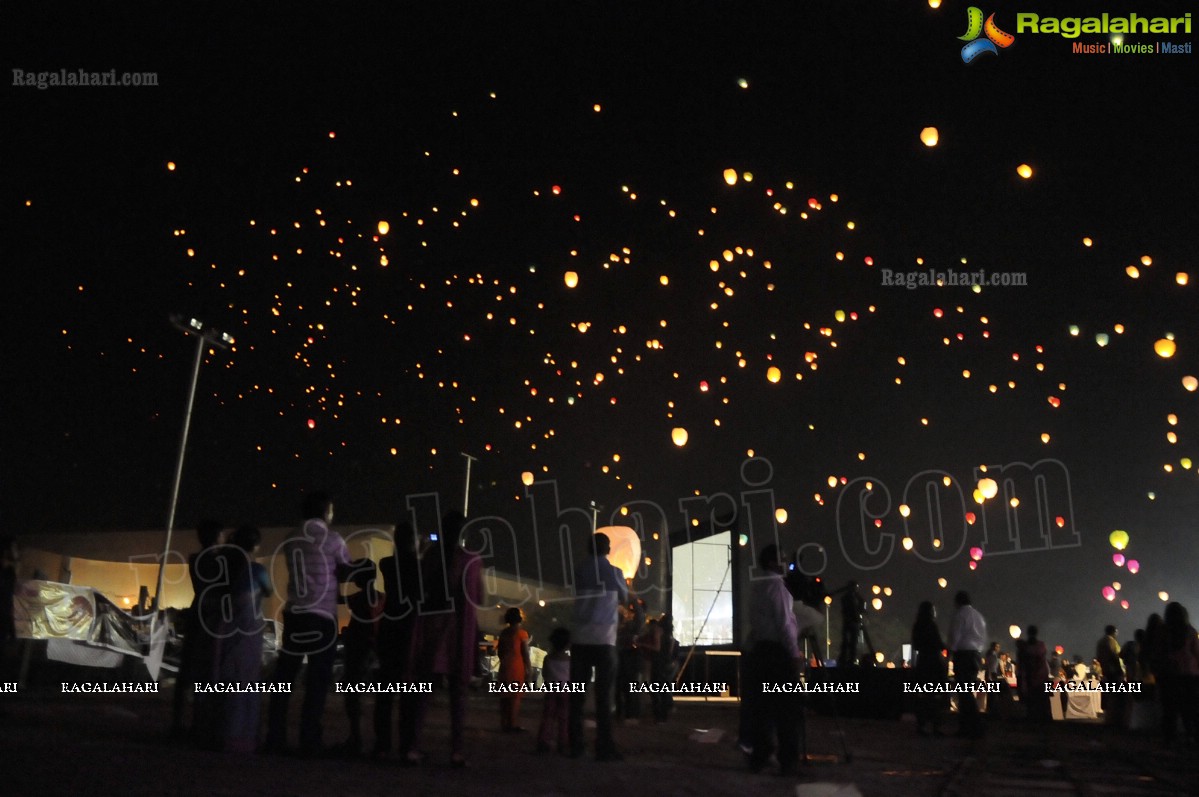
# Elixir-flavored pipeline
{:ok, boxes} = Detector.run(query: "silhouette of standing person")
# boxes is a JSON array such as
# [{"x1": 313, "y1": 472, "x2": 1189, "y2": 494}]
[
  {"x1": 264, "y1": 491, "x2": 352, "y2": 756},
  {"x1": 839, "y1": 581, "x2": 866, "y2": 666},
  {"x1": 947, "y1": 591, "x2": 987, "y2": 738},
  {"x1": 372, "y1": 521, "x2": 423, "y2": 758},
  {"x1": 171, "y1": 520, "x2": 224, "y2": 739},
  {"x1": 399, "y1": 512, "x2": 482, "y2": 768},
  {"x1": 0, "y1": 536, "x2": 20, "y2": 680},
  {"x1": 911, "y1": 601, "x2": 947, "y2": 736},
  {"x1": 1161, "y1": 602, "x2": 1199, "y2": 746},
  {"x1": 341, "y1": 558, "x2": 383, "y2": 755},
  {"x1": 568, "y1": 532, "x2": 627, "y2": 761},
  {"x1": 1016, "y1": 625, "x2": 1050, "y2": 723},
  {"x1": 744, "y1": 545, "x2": 803, "y2": 777},
  {"x1": 497, "y1": 607, "x2": 531, "y2": 731},
  {"x1": 219, "y1": 525, "x2": 271, "y2": 753}
]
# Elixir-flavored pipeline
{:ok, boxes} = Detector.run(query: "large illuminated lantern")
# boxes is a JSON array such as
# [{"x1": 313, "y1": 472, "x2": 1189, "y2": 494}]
[{"x1": 596, "y1": 526, "x2": 641, "y2": 580}]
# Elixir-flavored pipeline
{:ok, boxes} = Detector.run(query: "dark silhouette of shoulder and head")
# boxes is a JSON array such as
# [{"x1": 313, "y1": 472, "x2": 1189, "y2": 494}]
[
  {"x1": 302, "y1": 491, "x2": 334, "y2": 522},
  {"x1": 758, "y1": 544, "x2": 781, "y2": 571}
]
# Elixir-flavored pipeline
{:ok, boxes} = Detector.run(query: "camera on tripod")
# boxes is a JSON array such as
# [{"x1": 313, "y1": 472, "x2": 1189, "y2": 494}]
[{"x1": 783, "y1": 549, "x2": 826, "y2": 609}]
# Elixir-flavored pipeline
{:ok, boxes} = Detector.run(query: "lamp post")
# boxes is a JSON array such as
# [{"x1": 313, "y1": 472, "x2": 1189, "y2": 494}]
[
  {"x1": 461, "y1": 452, "x2": 478, "y2": 517},
  {"x1": 154, "y1": 315, "x2": 233, "y2": 610}
]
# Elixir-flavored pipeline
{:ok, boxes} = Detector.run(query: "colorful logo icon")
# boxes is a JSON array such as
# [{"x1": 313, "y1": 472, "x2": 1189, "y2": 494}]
[{"x1": 959, "y1": 7, "x2": 1015, "y2": 63}]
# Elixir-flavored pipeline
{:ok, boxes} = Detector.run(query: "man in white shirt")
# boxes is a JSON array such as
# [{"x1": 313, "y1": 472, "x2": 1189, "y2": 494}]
[
  {"x1": 947, "y1": 590, "x2": 987, "y2": 738},
  {"x1": 743, "y1": 545, "x2": 803, "y2": 776},
  {"x1": 569, "y1": 532, "x2": 628, "y2": 761}
]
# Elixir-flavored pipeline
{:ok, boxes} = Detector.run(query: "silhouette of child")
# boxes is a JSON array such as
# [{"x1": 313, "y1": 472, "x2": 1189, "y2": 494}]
[{"x1": 537, "y1": 627, "x2": 571, "y2": 753}]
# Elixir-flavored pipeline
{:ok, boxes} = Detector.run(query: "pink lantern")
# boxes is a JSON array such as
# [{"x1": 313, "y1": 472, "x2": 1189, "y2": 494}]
[
  {"x1": 1127, "y1": 559, "x2": 1140, "y2": 574},
  {"x1": 969, "y1": 546, "x2": 983, "y2": 561},
  {"x1": 968, "y1": 561, "x2": 978, "y2": 571},
  {"x1": 1113, "y1": 553, "x2": 1126, "y2": 567},
  {"x1": 1102, "y1": 586, "x2": 1116, "y2": 601},
  {"x1": 1120, "y1": 600, "x2": 1130, "y2": 609}
]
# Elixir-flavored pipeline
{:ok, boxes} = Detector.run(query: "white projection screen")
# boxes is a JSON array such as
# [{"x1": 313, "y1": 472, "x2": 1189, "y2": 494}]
[{"x1": 671, "y1": 531, "x2": 733, "y2": 646}]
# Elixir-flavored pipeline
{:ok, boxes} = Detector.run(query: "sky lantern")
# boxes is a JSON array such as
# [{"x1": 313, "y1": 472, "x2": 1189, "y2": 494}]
[
  {"x1": 968, "y1": 561, "x2": 978, "y2": 571},
  {"x1": 937, "y1": 578, "x2": 948, "y2": 588},
  {"x1": 1016, "y1": 163, "x2": 1033, "y2": 179},
  {"x1": 766, "y1": 366, "x2": 782, "y2": 383},
  {"x1": 306, "y1": 419, "x2": 315, "y2": 429},
  {"x1": 1127, "y1": 559, "x2": 1140, "y2": 574},
  {"x1": 671, "y1": 427, "x2": 688, "y2": 447},
  {"x1": 166, "y1": 161, "x2": 177, "y2": 171},
  {"x1": 596, "y1": 526, "x2": 641, "y2": 580},
  {"x1": 1120, "y1": 600, "x2": 1130, "y2": 610},
  {"x1": 1069, "y1": 325, "x2": 1080, "y2": 336},
  {"x1": 902, "y1": 536, "x2": 914, "y2": 550},
  {"x1": 969, "y1": 546, "x2": 983, "y2": 561},
  {"x1": 775, "y1": 507, "x2": 788, "y2": 523},
  {"x1": 899, "y1": 504, "x2": 910, "y2": 518},
  {"x1": 1113, "y1": 553, "x2": 1126, "y2": 567},
  {"x1": 928, "y1": 0, "x2": 941, "y2": 7},
  {"x1": 377, "y1": 220, "x2": 390, "y2": 235},
  {"x1": 1008, "y1": 625, "x2": 1021, "y2": 639},
  {"x1": 564, "y1": 271, "x2": 579, "y2": 288},
  {"x1": 723, "y1": 168, "x2": 738, "y2": 186},
  {"x1": 736, "y1": 78, "x2": 749, "y2": 89},
  {"x1": 521, "y1": 471, "x2": 534, "y2": 486},
  {"x1": 1177, "y1": 272, "x2": 1190, "y2": 285},
  {"x1": 1102, "y1": 586, "x2": 1116, "y2": 601},
  {"x1": 1109, "y1": 529, "x2": 1129, "y2": 550},
  {"x1": 1095, "y1": 333, "x2": 1110, "y2": 347},
  {"x1": 1160, "y1": 591, "x2": 1170, "y2": 602},
  {"x1": 1183, "y1": 375, "x2": 1198, "y2": 391},
  {"x1": 1154, "y1": 338, "x2": 1177, "y2": 358},
  {"x1": 920, "y1": 127, "x2": 939, "y2": 147},
  {"x1": 871, "y1": 598, "x2": 883, "y2": 611},
  {"x1": 978, "y1": 477, "x2": 999, "y2": 500}
]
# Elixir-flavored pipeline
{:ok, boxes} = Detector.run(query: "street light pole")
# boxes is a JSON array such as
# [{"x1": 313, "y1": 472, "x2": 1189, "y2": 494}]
[
  {"x1": 461, "y1": 452, "x2": 478, "y2": 517},
  {"x1": 154, "y1": 315, "x2": 232, "y2": 611}
]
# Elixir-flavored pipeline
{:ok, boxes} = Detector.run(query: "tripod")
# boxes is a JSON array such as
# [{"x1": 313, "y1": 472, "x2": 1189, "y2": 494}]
[{"x1": 798, "y1": 648, "x2": 853, "y2": 765}]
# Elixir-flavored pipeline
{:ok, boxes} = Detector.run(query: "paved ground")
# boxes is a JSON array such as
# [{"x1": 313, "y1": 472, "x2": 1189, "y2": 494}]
[{"x1": 1, "y1": 687, "x2": 1194, "y2": 797}]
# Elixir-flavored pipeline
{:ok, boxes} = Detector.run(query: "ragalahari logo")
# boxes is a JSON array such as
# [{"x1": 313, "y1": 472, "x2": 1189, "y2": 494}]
[{"x1": 959, "y1": 7, "x2": 1015, "y2": 63}]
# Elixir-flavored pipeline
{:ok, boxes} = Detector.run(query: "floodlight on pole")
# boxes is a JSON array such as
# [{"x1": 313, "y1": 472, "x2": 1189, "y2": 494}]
[
  {"x1": 589, "y1": 500, "x2": 602, "y2": 533},
  {"x1": 155, "y1": 314, "x2": 233, "y2": 611}
]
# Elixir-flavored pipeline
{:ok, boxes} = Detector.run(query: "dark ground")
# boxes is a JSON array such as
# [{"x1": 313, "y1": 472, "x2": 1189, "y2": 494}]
[{"x1": 1, "y1": 677, "x2": 1196, "y2": 797}]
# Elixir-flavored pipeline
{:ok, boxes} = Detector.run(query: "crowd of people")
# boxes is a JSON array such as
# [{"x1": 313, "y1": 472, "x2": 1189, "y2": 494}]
[
  {"x1": 165, "y1": 497, "x2": 675, "y2": 764},
  {"x1": 904, "y1": 592, "x2": 1199, "y2": 745},
  {"x1": 6, "y1": 524, "x2": 1198, "y2": 773}
]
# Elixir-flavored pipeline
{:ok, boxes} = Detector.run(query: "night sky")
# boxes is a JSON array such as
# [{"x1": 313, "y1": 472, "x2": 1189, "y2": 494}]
[{"x1": 6, "y1": 1, "x2": 1197, "y2": 657}]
